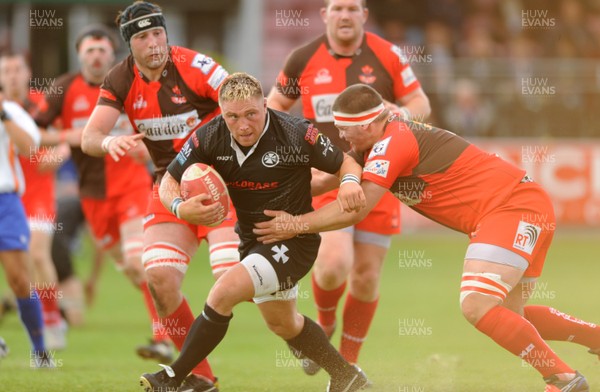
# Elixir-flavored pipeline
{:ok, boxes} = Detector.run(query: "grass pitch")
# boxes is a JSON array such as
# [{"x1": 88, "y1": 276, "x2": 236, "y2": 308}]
[{"x1": 0, "y1": 229, "x2": 598, "y2": 391}]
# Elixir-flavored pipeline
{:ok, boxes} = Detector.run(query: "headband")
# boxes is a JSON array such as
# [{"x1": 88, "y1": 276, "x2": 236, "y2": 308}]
[
  {"x1": 120, "y1": 12, "x2": 166, "y2": 44},
  {"x1": 333, "y1": 103, "x2": 385, "y2": 126}
]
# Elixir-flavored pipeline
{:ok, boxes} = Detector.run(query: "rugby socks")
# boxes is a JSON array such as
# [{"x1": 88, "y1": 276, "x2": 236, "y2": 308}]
[
  {"x1": 312, "y1": 273, "x2": 346, "y2": 334},
  {"x1": 170, "y1": 303, "x2": 232, "y2": 386},
  {"x1": 524, "y1": 305, "x2": 600, "y2": 349},
  {"x1": 163, "y1": 299, "x2": 216, "y2": 382},
  {"x1": 37, "y1": 286, "x2": 62, "y2": 328},
  {"x1": 286, "y1": 315, "x2": 354, "y2": 378},
  {"x1": 16, "y1": 295, "x2": 45, "y2": 353},
  {"x1": 139, "y1": 282, "x2": 169, "y2": 342},
  {"x1": 340, "y1": 294, "x2": 379, "y2": 363},
  {"x1": 476, "y1": 305, "x2": 573, "y2": 377}
]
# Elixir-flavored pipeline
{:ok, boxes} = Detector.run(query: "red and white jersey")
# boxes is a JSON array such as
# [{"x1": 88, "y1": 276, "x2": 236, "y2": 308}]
[
  {"x1": 0, "y1": 100, "x2": 40, "y2": 195},
  {"x1": 276, "y1": 32, "x2": 421, "y2": 150},
  {"x1": 361, "y1": 118, "x2": 526, "y2": 234},
  {"x1": 98, "y1": 46, "x2": 228, "y2": 181},
  {"x1": 36, "y1": 73, "x2": 151, "y2": 199}
]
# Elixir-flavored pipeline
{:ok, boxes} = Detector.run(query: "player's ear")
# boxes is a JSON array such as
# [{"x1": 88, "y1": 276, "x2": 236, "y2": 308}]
[{"x1": 320, "y1": 6, "x2": 328, "y2": 24}]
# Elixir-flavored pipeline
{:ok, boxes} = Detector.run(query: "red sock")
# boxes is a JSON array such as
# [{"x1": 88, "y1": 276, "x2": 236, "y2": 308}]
[
  {"x1": 476, "y1": 306, "x2": 573, "y2": 377},
  {"x1": 140, "y1": 282, "x2": 169, "y2": 342},
  {"x1": 340, "y1": 294, "x2": 379, "y2": 364},
  {"x1": 312, "y1": 273, "x2": 346, "y2": 332},
  {"x1": 524, "y1": 305, "x2": 600, "y2": 349},
  {"x1": 164, "y1": 299, "x2": 215, "y2": 382},
  {"x1": 37, "y1": 287, "x2": 62, "y2": 327}
]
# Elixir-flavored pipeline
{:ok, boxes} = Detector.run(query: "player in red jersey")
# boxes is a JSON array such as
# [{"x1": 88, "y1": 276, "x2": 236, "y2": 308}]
[
  {"x1": 256, "y1": 84, "x2": 599, "y2": 392},
  {"x1": 267, "y1": 0, "x2": 431, "y2": 372},
  {"x1": 0, "y1": 51, "x2": 68, "y2": 350},
  {"x1": 81, "y1": 3, "x2": 238, "y2": 390},
  {"x1": 35, "y1": 25, "x2": 173, "y2": 362}
]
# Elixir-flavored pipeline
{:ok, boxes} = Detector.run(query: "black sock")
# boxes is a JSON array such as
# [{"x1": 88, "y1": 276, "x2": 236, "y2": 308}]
[
  {"x1": 286, "y1": 315, "x2": 353, "y2": 378},
  {"x1": 170, "y1": 303, "x2": 232, "y2": 385}
]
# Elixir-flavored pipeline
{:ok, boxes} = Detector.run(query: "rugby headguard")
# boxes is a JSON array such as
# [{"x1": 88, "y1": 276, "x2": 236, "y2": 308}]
[{"x1": 117, "y1": 1, "x2": 166, "y2": 46}]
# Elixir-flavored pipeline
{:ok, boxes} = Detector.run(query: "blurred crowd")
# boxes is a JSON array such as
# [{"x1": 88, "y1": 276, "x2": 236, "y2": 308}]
[{"x1": 368, "y1": 0, "x2": 600, "y2": 137}]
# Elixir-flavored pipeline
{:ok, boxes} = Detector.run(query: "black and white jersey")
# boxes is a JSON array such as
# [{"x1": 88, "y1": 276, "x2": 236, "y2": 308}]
[{"x1": 168, "y1": 108, "x2": 343, "y2": 243}]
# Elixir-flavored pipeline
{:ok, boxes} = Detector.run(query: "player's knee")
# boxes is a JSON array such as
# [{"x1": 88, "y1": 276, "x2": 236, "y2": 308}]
[
  {"x1": 264, "y1": 314, "x2": 301, "y2": 339},
  {"x1": 208, "y1": 241, "x2": 240, "y2": 280},
  {"x1": 206, "y1": 282, "x2": 238, "y2": 315},
  {"x1": 121, "y1": 258, "x2": 144, "y2": 286},
  {"x1": 9, "y1": 273, "x2": 32, "y2": 298},
  {"x1": 349, "y1": 268, "x2": 380, "y2": 298},
  {"x1": 314, "y1": 254, "x2": 351, "y2": 288},
  {"x1": 460, "y1": 272, "x2": 512, "y2": 325}
]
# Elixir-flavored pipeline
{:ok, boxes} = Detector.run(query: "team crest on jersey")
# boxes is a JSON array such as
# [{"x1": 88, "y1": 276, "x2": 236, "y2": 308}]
[
  {"x1": 171, "y1": 85, "x2": 187, "y2": 104},
  {"x1": 73, "y1": 95, "x2": 90, "y2": 112},
  {"x1": 364, "y1": 159, "x2": 390, "y2": 178},
  {"x1": 133, "y1": 94, "x2": 148, "y2": 110},
  {"x1": 358, "y1": 65, "x2": 376, "y2": 84},
  {"x1": 319, "y1": 135, "x2": 334, "y2": 156},
  {"x1": 513, "y1": 221, "x2": 542, "y2": 255},
  {"x1": 368, "y1": 136, "x2": 391, "y2": 159},
  {"x1": 262, "y1": 151, "x2": 280, "y2": 168},
  {"x1": 314, "y1": 68, "x2": 332, "y2": 85}
]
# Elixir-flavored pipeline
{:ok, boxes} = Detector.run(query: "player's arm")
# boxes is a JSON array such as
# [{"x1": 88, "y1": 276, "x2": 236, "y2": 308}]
[
  {"x1": 1, "y1": 97, "x2": 40, "y2": 154},
  {"x1": 266, "y1": 87, "x2": 296, "y2": 112},
  {"x1": 310, "y1": 168, "x2": 338, "y2": 196},
  {"x1": 81, "y1": 104, "x2": 143, "y2": 162},
  {"x1": 334, "y1": 152, "x2": 366, "y2": 213},
  {"x1": 254, "y1": 180, "x2": 388, "y2": 244},
  {"x1": 383, "y1": 87, "x2": 431, "y2": 120}
]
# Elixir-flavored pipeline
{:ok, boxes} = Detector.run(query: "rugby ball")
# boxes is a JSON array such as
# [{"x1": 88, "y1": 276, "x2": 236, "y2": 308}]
[{"x1": 180, "y1": 163, "x2": 230, "y2": 227}]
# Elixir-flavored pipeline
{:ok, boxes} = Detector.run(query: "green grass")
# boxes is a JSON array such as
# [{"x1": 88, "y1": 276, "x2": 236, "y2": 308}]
[{"x1": 0, "y1": 229, "x2": 599, "y2": 391}]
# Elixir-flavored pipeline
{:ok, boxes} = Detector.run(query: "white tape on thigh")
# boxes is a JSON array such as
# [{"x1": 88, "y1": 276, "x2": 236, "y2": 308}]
[
  {"x1": 123, "y1": 236, "x2": 144, "y2": 260},
  {"x1": 240, "y1": 253, "x2": 279, "y2": 298},
  {"x1": 142, "y1": 242, "x2": 191, "y2": 274},
  {"x1": 460, "y1": 272, "x2": 512, "y2": 305},
  {"x1": 209, "y1": 241, "x2": 240, "y2": 274}
]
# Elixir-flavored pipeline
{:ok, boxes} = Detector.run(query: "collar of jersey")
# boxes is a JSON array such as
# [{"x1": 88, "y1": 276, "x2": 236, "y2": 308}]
[{"x1": 229, "y1": 111, "x2": 271, "y2": 166}]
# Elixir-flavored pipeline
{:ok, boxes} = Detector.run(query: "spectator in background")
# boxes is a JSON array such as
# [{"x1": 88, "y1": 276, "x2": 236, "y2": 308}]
[{"x1": 443, "y1": 78, "x2": 495, "y2": 137}]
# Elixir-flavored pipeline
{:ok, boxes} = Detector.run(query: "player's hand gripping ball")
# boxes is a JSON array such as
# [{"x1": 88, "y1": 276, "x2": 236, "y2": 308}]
[{"x1": 180, "y1": 163, "x2": 230, "y2": 227}]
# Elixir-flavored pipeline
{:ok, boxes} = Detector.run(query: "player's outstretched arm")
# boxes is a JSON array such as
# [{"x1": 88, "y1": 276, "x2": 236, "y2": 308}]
[
  {"x1": 254, "y1": 181, "x2": 388, "y2": 244},
  {"x1": 335, "y1": 153, "x2": 366, "y2": 213},
  {"x1": 81, "y1": 105, "x2": 142, "y2": 162},
  {"x1": 160, "y1": 171, "x2": 224, "y2": 226}
]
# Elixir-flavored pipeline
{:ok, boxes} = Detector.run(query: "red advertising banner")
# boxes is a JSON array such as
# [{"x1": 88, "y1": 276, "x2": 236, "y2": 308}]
[{"x1": 401, "y1": 139, "x2": 600, "y2": 229}]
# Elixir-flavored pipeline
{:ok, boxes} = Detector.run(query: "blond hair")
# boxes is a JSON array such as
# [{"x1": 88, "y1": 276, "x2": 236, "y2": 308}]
[{"x1": 218, "y1": 72, "x2": 264, "y2": 104}]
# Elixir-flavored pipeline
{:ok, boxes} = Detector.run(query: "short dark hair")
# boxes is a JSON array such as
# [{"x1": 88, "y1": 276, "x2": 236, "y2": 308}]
[
  {"x1": 324, "y1": 0, "x2": 367, "y2": 9},
  {"x1": 333, "y1": 84, "x2": 384, "y2": 116},
  {"x1": 75, "y1": 24, "x2": 118, "y2": 52}
]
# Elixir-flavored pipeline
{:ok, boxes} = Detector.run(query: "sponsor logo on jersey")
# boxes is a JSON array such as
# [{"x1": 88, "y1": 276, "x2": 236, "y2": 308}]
[
  {"x1": 318, "y1": 135, "x2": 334, "y2": 156},
  {"x1": 368, "y1": 136, "x2": 391, "y2": 159},
  {"x1": 401, "y1": 67, "x2": 417, "y2": 87},
  {"x1": 137, "y1": 18, "x2": 152, "y2": 28},
  {"x1": 176, "y1": 142, "x2": 193, "y2": 165},
  {"x1": 358, "y1": 65, "x2": 376, "y2": 84},
  {"x1": 227, "y1": 180, "x2": 279, "y2": 190},
  {"x1": 191, "y1": 53, "x2": 216, "y2": 75},
  {"x1": 73, "y1": 95, "x2": 90, "y2": 112},
  {"x1": 310, "y1": 94, "x2": 336, "y2": 123},
  {"x1": 133, "y1": 94, "x2": 148, "y2": 110},
  {"x1": 262, "y1": 151, "x2": 280, "y2": 168},
  {"x1": 513, "y1": 221, "x2": 542, "y2": 255},
  {"x1": 304, "y1": 124, "x2": 319, "y2": 145},
  {"x1": 391, "y1": 45, "x2": 409, "y2": 65},
  {"x1": 364, "y1": 159, "x2": 390, "y2": 178},
  {"x1": 134, "y1": 110, "x2": 199, "y2": 140},
  {"x1": 191, "y1": 132, "x2": 200, "y2": 147},
  {"x1": 314, "y1": 68, "x2": 332, "y2": 85},
  {"x1": 208, "y1": 66, "x2": 228, "y2": 91},
  {"x1": 216, "y1": 155, "x2": 233, "y2": 161}
]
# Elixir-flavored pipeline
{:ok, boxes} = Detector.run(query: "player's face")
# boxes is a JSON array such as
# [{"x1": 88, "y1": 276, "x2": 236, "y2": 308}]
[
  {"x1": 130, "y1": 27, "x2": 168, "y2": 70},
  {"x1": 78, "y1": 37, "x2": 115, "y2": 80},
  {"x1": 0, "y1": 55, "x2": 31, "y2": 98},
  {"x1": 321, "y1": 0, "x2": 368, "y2": 46},
  {"x1": 221, "y1": 96, "x2": 267, "y2": 147},
  {"x1": 337, "y1": 123, "x2": 373, "y2": 153}
]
